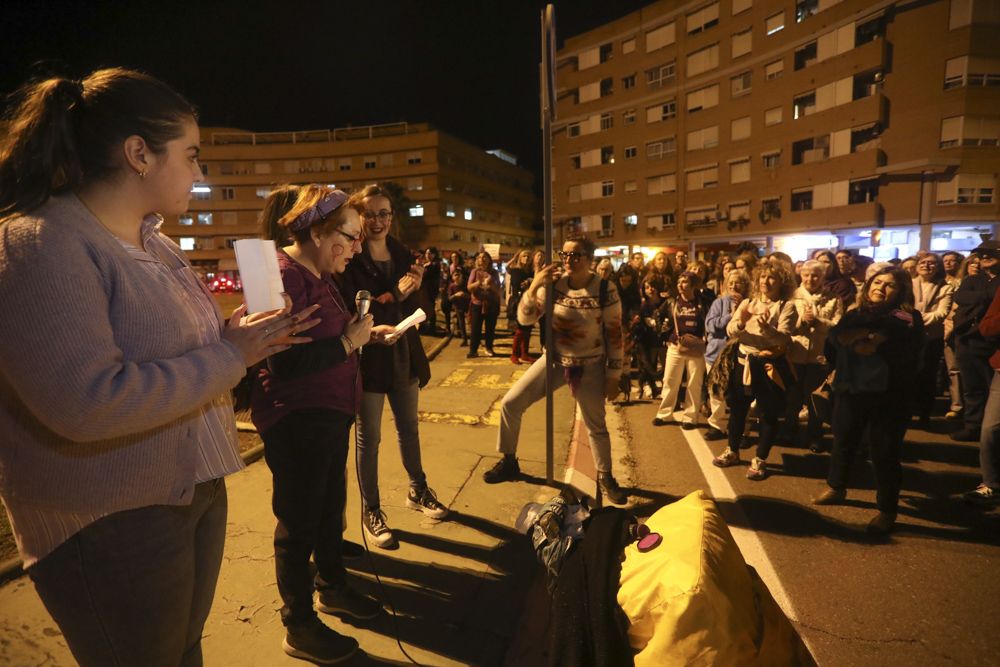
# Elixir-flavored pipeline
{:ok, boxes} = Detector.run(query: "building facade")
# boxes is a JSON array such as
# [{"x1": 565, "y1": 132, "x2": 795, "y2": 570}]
[
  {"x1": 162, "y1": 122, "x2": 540, "y2": 276},
  {"x1": 553, "y1": 0, "x2": 1000, "y2": 262}
]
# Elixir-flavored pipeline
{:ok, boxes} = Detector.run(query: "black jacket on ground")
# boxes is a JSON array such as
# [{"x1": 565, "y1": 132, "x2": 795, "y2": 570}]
[{"x1": 339, "y1": 236, "x2": 431, "y2": 393}]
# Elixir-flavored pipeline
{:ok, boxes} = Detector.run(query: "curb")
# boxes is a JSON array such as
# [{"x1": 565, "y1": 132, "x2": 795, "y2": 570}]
[{"x1": 425, "y1": 334, "x2": 452, "y2": 362}]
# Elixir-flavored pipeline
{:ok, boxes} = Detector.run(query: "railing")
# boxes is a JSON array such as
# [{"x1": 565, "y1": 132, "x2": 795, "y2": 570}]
[{"x1": 211, "y1": 122, "x2": 419, "y2": 145}]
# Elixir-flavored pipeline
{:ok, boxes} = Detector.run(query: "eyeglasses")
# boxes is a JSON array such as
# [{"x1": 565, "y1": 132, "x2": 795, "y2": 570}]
[
  {"x1": 360, "y1": 210, "x2": 392, "y2": 223},
  {"x1": 558, "y1": 251, "x2": 586, "y2": 261},
  {"x1": 335, "y1": 229, "x2": 363, "y2": 245}
]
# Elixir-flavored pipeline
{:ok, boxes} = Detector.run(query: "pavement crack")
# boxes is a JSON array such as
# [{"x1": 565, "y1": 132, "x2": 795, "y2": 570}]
[{"x1": 795, "y1": 621, "x2": 961, "y2": 664}]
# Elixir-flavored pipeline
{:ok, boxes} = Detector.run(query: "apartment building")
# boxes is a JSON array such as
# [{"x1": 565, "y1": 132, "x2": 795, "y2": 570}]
[
  {"x1": 553, "y1": 0, "x2": 1000, "y2": 262},
  {"x1": 162, "y1": 123, "x2": 539, "y2": 276}
]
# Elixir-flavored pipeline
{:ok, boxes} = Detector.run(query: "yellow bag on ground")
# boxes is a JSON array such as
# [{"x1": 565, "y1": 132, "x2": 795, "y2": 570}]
[{"x1": 617, "y1": 491, "x2": 814, "y2": 666}]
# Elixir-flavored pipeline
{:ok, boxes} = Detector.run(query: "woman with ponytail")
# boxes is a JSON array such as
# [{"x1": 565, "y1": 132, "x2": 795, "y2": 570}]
[{"x1": 0, "y1": 68, "x2": 317, "y2": 666}]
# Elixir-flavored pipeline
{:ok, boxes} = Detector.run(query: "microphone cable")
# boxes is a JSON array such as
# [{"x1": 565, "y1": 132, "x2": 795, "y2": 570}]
[{"x1": 350, "y1": 290, "x2": 425, "y2": 666}]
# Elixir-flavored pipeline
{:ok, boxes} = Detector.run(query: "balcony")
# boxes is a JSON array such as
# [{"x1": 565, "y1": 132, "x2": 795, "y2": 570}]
[{"x1": 786, "y1": 201, "x2": 884, "y2": 230}]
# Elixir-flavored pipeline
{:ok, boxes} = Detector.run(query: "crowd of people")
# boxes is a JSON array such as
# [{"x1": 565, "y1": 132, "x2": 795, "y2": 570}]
[{"x1": 2, "y1": 66, "x2": 999, "y2": 667}]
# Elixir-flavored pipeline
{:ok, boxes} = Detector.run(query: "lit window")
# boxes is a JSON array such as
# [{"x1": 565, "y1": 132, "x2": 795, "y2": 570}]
[
  {"x1": 179, "y1": 215, "x2": 193, "y2": 226},
  {"x1": 624, "y1": 213, "x2": 638, "y2": 226},
  {"x1": 256, "y1": 187, "x2": 271, "y2": 199},
  {"x1": 197, "y1": 213, "x2": 213, "y2": 225},
  {"x1": 601, "y1": 146, "x2": 615, "y2": 165},
  {"x1": 410, "y1": 205, "x2": 424, "y2": 217},
  {"x1": 179, "y1": 237, "x2": 195, "y2": 251},
  {"x1": 796, "y1": 0, "x2": 818, "y2": 23},
  {"x1": 446, "y1": 205, "x2": 456, "y2": 218},
  {"x1": 464, "y1": 208, "x2": 473, "y2": 220},
  {"x1": 765, "y1": 11, "x2": 785, "y2": 35},
  {"x1": 191, "y1": 185, "x2": 211, "y2": 201}
]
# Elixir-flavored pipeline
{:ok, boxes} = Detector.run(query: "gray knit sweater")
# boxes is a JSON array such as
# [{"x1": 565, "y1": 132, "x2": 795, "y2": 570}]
[{"x1": 0, "y1": 195, "x2": 246, "y2": 531}]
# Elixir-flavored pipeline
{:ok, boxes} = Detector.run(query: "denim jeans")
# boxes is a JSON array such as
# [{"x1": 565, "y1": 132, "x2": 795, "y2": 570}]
[
  {"x1": 262, "y1": 409, "x2": 352, "y2": 626},
  {"x1": 356, "y1": 379, "x2": 427, "y2": 511},
  {"x1": 497, "y1": 354, "x2": 613, "y2": 474},
  {"x1": 980, "y1": 371, "x2": 1000, "y2": 489},
  {"x1": 469, "y1": 307, "x2": 498, "y2": 353},
  {"x1": 29, "y1": 479, "x2": 227, "y2": 667}
]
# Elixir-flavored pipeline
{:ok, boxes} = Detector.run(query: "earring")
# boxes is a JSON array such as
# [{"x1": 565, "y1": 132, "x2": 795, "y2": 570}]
[{"x1": 137, "y1": 169, "x2": 147, "y2": 179}]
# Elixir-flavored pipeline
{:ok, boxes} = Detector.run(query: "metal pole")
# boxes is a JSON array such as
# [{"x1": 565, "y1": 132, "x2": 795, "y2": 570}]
[{"x1": 541, "y1": 5, "x2": 557, "y2": 485}]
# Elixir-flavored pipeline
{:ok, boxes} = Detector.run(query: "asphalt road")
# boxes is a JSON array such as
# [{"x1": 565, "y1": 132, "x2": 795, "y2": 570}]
[{"x1": 619, "y1": 393, "x2": 1000, "y2": 667}]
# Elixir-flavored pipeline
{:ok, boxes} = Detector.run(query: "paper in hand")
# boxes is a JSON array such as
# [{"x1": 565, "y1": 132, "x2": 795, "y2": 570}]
[
  {"x1": 385, "y1": 308, "x2": 426, "y2": 343},
  {"x1": 234, "y1": 239, "x2": 285, "y2": 313}
]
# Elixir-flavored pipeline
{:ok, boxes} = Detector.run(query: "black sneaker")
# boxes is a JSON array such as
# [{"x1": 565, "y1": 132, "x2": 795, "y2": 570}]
[
  {"x1": 406, "y1": 486, "x2": 449, "y2": 519},
  {"x1": 681, "y1": 422, "x2": 698, "y2": 431},
  {"x1": 342, "y1": 540, "x2": 365, "y2": 561},
  {"x1": 951, "y1": 428, "x2": 980, "y2": 442},
  {"x1": 363, "y1": 509, "x2": 397, "y2": 549},
  {"x1": 598, "y1": 473, "x2": 628, "y2": 505},
  {"x1": 283, "y1": 618, "x2": 358, "y2": 664},
  {"x1": 316, "y1": 583, "x2": 382, "y2": 620},
  {"x1": 483, "y1": 456, "x2": 520, "y2": 483},
  {"x1": 704, "y1": 427, "x2": 726, "y2": 441}
]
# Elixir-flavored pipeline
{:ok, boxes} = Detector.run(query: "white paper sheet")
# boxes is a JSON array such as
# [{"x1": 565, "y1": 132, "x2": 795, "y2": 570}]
[
  {"x1": 233, "y1": 239, "x2": 285, "y2": 313},
  {"x1": 385, "y1": 308, "x2": 426, "y2": 343}
]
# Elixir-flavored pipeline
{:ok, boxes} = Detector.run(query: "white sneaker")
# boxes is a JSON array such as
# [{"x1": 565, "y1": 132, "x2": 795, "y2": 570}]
[
  {"x1": 364, "y1": 509, "x2": 397, "y2": 548},
  {"x1": 641, "y1": 385, "x2": 653, "y2": 400}
]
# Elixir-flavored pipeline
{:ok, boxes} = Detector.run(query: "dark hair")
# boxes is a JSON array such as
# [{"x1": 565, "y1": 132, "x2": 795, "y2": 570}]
[
  {"x1": 277, "y1": 184, "x2": 353, "y2": 244},
  {"x1": 859, "y1": 266, "x2": 915, "y2": 312},
  {"x1": 564, "y1": 234, "x2": 596, "y2": 257},
  {"x1": 258, "y1": 185, "x2": 300, "y2": 245},
  {"x1": 348, "y1": 183, "x2": 395, "y2": 212},
  {"x1": 0, "y1": 68, "x2": 197, "y2": 219}
]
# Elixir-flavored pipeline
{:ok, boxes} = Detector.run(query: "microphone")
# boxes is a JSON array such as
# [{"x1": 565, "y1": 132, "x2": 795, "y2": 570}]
[
  {"x1": 355, "y1": 290, "x2": 371, "y2": 318},
  {"x1": 354, "y1": 290, "x2": 372, "y2": 357}
]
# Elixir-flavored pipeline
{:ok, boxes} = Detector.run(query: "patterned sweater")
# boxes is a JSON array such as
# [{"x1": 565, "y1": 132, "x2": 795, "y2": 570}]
[{"x1": 518, "y1": 273, "x2": 624, "y2": 379}]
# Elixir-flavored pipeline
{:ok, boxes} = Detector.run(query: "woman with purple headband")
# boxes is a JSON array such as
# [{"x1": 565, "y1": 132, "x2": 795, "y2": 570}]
[{"x1": 252, "y1": 185, "x2": 394, "y2": 663}]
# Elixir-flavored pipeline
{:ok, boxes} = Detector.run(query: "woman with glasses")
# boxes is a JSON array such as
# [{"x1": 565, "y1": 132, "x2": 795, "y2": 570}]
[
  {"x1": 340, "y1": 184, "x2": 449, "y2": 551},
  {"x1": 483, "y1": 236, "x2": 629, "y2": 504},
  {"x1": 467, "y1": 250, "x2": 503, "y2": 358},
  {"x1": 912, "y1": 253, "x2": 955, "y2": 428},
  {"x1": 252, "y1": 185, "x2": 388, "y2": 662}
]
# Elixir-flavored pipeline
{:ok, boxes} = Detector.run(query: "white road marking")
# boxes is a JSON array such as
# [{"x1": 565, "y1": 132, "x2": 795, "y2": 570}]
[{"x1": 680, "y1": 427, "x2": 808, "y2": 633}]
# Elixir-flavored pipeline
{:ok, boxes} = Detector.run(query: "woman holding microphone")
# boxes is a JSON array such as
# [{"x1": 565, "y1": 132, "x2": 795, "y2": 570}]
[{"x1": 252, "y1": 185, "x2": 392, "y2": 663}]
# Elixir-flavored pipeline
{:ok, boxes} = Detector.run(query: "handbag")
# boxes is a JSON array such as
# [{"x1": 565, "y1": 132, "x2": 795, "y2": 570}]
[
  {"x1": 810, "y1": 370, "x2": 836, "y2": 426},
  {"x1": 674, "y1": 305, "x2": 707, "y2": 355}
]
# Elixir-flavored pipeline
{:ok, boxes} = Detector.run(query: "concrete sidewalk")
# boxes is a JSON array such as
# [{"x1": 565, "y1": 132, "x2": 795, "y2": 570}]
[{"x1": 0, "y1": 334, "x2": 588, "y2": 666}]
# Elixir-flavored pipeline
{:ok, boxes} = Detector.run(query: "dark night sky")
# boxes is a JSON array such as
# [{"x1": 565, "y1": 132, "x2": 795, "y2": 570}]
[{"x1": 1, "y1": 0, "x2": 658, "y2": 185}]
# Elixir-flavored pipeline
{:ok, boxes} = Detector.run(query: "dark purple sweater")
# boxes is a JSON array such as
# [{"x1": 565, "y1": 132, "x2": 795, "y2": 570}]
[{"x1": 251, "y1": 251, "x2": 360, "y2": 433}]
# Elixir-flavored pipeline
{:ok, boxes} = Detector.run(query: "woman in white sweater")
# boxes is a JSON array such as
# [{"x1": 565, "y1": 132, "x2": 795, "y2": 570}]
[
  {"x1": 482, "y1": 235, "x2": 628, "y2": 503},
  {"x1": 781, "y1": 260, "x2": 843, "y2": 451},
  {"x1": 913, "y1": 252, "x2": 955, "y2": 427}
]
